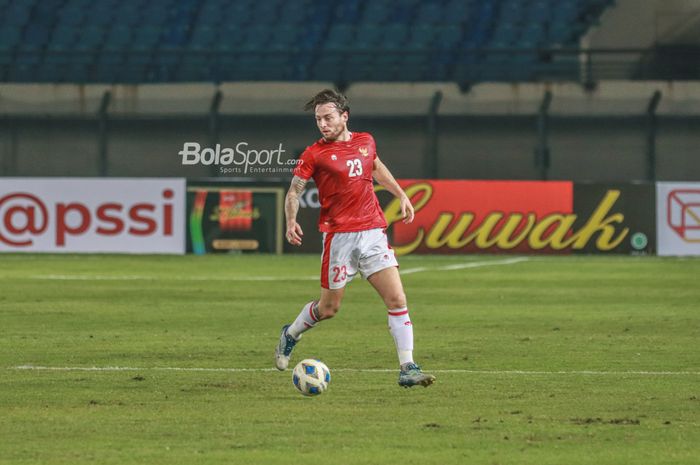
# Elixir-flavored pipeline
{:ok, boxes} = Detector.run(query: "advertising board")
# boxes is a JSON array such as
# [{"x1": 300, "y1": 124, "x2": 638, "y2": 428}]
[{"x1": 0, "y1": 178, "x2": 186, "y2": 254}]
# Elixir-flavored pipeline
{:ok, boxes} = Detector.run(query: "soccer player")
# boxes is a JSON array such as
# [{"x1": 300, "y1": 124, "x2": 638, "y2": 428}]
[{"x1": 274, "y1": 89, "x2": 435, "y2": 388}]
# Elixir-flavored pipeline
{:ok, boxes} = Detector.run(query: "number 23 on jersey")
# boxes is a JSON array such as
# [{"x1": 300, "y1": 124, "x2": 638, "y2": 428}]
[{"x1": 346, "y1": 159, "x2": 363, "y2": 177}]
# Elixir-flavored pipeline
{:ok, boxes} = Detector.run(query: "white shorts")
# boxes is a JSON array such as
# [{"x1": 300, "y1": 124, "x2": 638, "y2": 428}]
[{"x1": 321, "y1": 228, "x2": 398, "y2": 290}]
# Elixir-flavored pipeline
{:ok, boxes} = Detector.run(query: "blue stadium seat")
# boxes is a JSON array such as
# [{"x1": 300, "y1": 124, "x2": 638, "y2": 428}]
[
  {"x1": 56, "y1": 8, "x2": 85, "y2": 27},
  {"x1": 128, "y1": 43, "x2": 154, "y2": 68},
  {"x1": 355, "y1": 23, "x2": 383, "y2": 48},
  {"x1": 239, "y1": 25, "x2": 270, "y2": 51},
  {"x1": 64, "y1": 64, "x2": 90, "y2": 83},
  {"x1": 0, "y1": 0, "x2": 614, "y2": 84},
  {"x1": 78, "y1": 25, "x2": 105, "y2": 48},
  {"x1": 162, "y1": 23, "x2": 190, "y2": 47},
  {"x1": 344, "y1": 52, "x2": 373, "y2": 78},
  {"x1": 408, "y1": 24, "x2": 435, "y2": 49},
  {"x1": 191, "y1": 24, "x2": 217, "y2": 48},
  {"x1": 217, "y1": 23, "x2": 246, "y2": 48},
  {"x1": 520, "y1": 23, "x2": 546, "y2": 45},
  {"x1": 51, "y1": 26, "x2": 80, "y2": 48},
  {"x1": 528, "y1": 0, "x2": 551, "y2": 24},
  {"x1": 281, "y1": 3, "x2": 308, "y2": 24},
  {"x1": 96, "y1": 43, "x2": 126, "y2": 79},
  {"x1": 362, "y1": 2, "x2": 391, "y2": 23},
  {"x1": 133, "y1": 25, "x2": 163, "y2": 48},
  {"x1": 384, "y1": 23, "x2": 409, "y2": 46},
  {"x1": 89, "y1": 1, "x2": 120, "y2": 24},
  {"x1": 491, "y1": 23, "x2": 518, "y2": 47},
  {"x1": 252, "y1": 2, "x2": 282, "y2": 24},
  {"x1": 45, "y1": 44, "x2": 72, "y2": 67},
  {"x1": 436, "y1": 24, "x2": 463, "y2": 47},
  {"x1": 415, "y1": 3, "x2": 443, "y2": 24},
  {"x1": 391, "y1": 0, "x2": 419, "y2": 23},
  {"x1": 3, "y1": 3, "x2": 33, "y2": 26},
  {"x1": 334, "y1": 1, "x2": 362, "y2": 23},
  {"x1": 0, "y1": 44, "x2": 12, "y2": 82},
  {"x1": 23, "y1": 25, "x2": 51, "y2": 47},
  {"x1": 177, "y1": 62, "x2": 210, "y2": 82},
  {"x1": 298, "y1": 23, "x2": 326, "y2": 50},
  {"x1": 499, "y1": 0, "x2": 524, "y2": 25},
  {"x1": 443, "y1": 0, "x2": 472, "y2": 23},
  {"x1": 326, "y1": 24, "x2": 355, "y2": 50},
  {"x1": 8, "y1": 64, "x2": 37, "y2": 82},
  {"x1": 71, "y1": 42, "x2": 96, "y2": 66},
  {"x1": 105, "y1": 25, "x2": 132, "y2": 47},
  {"x1": 0, "y1": 25, "x2": 22, "y2": 47}
]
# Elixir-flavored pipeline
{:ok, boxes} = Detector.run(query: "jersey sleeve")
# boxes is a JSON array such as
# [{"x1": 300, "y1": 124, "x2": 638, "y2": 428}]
[
  {"x1": 293, "y1": 147, "x2": 316, "y2": 180},
  {"x1": 369, "y1": 134, "x2": 378, "y2": 160}
]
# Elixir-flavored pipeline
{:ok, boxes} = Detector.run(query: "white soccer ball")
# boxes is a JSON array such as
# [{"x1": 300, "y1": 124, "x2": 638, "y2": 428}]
[{"x1": 292, "y1": 359, "x2": 331, "y2": 396}]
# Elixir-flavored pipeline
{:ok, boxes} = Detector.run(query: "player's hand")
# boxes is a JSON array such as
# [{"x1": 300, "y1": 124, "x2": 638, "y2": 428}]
[
  {"x1": 286, "y1": 222, "x2": 304, "y2": 246},
  {"x1": 400, "y1": 195, "x2": 415, "y2": 224}
]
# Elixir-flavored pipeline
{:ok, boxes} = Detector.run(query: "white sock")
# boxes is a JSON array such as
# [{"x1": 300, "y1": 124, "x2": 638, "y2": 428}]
[
  {"x1": 287, "y1": 300, "x2": 319, "y2": 340},
  {"x1": 387, "y1": 307, "x2": 414, "y2": 366}
]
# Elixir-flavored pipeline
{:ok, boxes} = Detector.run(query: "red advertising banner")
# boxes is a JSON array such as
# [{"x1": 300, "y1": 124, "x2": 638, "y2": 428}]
[
  {"x1": 218, "y1": 190, "x2": 253, "y2": 231},
  {"x1": 385, "y1": 180, "x2": 578, "y2": 254},
  {"x1": 280, "y1": 180, "x2": 642, "y2": 256}
]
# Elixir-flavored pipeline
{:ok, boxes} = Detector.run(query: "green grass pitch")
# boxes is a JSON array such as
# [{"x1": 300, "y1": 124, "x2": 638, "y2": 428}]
[{"x1": 0, "y1": 254, "x2": 698, "y2": 464}]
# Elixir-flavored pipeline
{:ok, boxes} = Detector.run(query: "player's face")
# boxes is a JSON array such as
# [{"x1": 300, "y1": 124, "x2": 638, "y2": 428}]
[{"x1": 315, "y1": 103, "x2": 348, "y2": 141}]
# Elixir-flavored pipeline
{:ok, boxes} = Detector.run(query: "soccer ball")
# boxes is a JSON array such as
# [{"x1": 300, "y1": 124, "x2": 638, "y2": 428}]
[{"x1": 292, "y1": 359, "x2": 331, "y2": 396}]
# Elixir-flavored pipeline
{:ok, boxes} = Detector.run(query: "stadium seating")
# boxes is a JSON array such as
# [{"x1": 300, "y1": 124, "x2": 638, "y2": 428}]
[{"x1": 0, "y1": 0, "x2": 613, "y2": 84}]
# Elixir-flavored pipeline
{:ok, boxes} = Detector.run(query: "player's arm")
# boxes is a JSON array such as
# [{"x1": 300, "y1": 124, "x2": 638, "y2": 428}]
[
  {"x1": 373, "y1": 157, "x2": 414, "y2": 224},
  {"x1": 285, "y1": 175, "x2": 307, "y2": 245}
]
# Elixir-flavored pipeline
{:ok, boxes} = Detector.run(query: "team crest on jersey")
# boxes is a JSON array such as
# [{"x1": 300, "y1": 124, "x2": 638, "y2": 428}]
[
  {"x1": 359, "y1": 147, "x2": 369, "y2": 157},
  {"x1": 331, "y1": 154, "x2": 337, "y2": 160}
]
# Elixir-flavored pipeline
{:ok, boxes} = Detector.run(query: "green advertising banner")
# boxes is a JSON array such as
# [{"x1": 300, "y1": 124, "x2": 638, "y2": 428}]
[{"x1": 186, "y1": 185, "x2": 284, "y2": 254}]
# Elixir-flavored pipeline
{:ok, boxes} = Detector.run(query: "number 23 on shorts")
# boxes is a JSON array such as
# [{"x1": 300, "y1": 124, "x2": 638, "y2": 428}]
[{"x1": 332, "y1": 265, "x2": 347, "y2": 283}]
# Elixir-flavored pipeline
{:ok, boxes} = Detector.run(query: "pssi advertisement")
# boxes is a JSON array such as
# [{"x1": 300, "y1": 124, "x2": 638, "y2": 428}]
[{"x1": 0, "y1": 178, "x2": 185, "y2": 254}]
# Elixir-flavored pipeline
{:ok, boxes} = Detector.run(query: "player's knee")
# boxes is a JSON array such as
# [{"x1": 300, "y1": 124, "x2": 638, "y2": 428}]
[
  {"x1": 385, "y1": 292, "x2": 407, "y2": 310},
  {"x1": 318, "y1": 300, "x2": 340, "y2": 320}
]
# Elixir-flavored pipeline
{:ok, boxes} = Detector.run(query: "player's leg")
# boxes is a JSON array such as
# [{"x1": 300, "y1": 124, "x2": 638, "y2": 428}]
[
  {"x1": 366, "y1": 266, "x2": 411, "y2": 363},
  {"x1": 316, "y1": 286, "x2": 345, "y2": 320},
  {"x1": 275, "y1": 232, "x2": 355, "y2": 370},
  {"x1": 275, "y1": 287, "x2": 345, "y2": 371},
  {"x1": 366, "y1": 267, "x2": 435, "y2": 387},
  {"x1": 287, "y1": 286, "x2": 345, "y2": 340},
  {"x1": 359, "y1": 228, "x2": 435, "y2": 387}
]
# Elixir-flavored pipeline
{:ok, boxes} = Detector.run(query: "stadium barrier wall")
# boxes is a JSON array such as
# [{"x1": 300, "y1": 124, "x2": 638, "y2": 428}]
[{"x1": 0, "y1": 178, "x2": 186, "y2": 254}]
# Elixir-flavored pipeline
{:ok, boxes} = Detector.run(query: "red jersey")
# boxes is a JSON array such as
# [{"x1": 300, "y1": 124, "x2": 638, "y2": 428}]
[{"x1": 293, "y1": 132, "x2": 388, "y2": 233}]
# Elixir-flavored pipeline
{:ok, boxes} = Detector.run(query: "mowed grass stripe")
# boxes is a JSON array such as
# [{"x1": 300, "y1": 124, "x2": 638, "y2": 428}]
[{"x1": 9, "y1": 365, "x2": 700, "y2": 376}]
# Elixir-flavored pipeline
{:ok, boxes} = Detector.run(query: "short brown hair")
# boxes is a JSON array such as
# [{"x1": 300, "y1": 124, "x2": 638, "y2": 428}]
[{"x1": 304, "y1": 89, "x2": 350, "y2": 115}]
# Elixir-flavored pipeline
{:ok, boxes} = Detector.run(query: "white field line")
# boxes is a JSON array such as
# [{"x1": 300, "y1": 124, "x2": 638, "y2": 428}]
[
  {"x1": 401, "y1": 257, "x2": 529, "y2": 275},
  {"x1": 28, "y1": 275, "x2": 319, "y2": 281},
  {"x1": 8, "y1": 365, "x2": 700, "y2": 376},
  {"x1": 399, "y1": 267, "x2": 429, "y2": 275},
  {"x1": 27, "y1": 257, "x2": 529, "y2": 281},
  {"x1": 438, "y1": 257, "x2": 529, "y2": 271}
]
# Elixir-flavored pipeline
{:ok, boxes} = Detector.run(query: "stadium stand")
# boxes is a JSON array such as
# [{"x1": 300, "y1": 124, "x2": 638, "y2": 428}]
[{"x1": 0, "y1": 0, "x2": 614, "y2": 84}]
